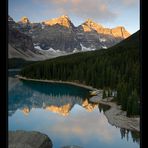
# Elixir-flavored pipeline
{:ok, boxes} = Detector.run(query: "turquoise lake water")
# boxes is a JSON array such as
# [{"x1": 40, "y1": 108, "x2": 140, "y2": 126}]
[{"x1": 8, "y1": 70, "x2": 140, "y2": 148}]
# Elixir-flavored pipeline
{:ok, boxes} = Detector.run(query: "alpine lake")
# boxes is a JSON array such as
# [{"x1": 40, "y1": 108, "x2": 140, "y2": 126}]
[{"x1": 8, "y1": 70, "x2": 140, "y2": 148}]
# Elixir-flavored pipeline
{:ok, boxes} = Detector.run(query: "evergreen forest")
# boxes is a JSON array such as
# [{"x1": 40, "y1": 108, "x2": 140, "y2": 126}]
[{"x1": 20, "y1": 31, "x2": 140, "y2": 116}]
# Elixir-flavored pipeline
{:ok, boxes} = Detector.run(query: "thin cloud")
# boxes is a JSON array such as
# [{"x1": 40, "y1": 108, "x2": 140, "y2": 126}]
[
  {"x1": 33, "y1": 0, "x2": 117, "y2": 22},
  {"x1": 107, "y1": 0, "x2": 139, "y2": 7},
  {"x1": 32, "y1": 0, "x2": 139, "y2": 23},
  {"x1": 123, "y1": 0, "x2": 139, "y2": 6},
  {"x1": 47, "y1": 106, "x2": 118, "y2": 143}
]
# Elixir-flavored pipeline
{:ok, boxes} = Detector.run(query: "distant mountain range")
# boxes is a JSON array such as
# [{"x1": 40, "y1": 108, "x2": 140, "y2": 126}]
[{"x1": 8, "y1": 15, "x2": 130, "y2": 61}]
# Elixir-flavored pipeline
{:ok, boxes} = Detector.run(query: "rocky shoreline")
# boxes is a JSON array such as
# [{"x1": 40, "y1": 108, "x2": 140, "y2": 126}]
[
  {"x1": 16, "y1": 75, "x2": 140, "y2": 132},
  {"x1": 89, "y1": 93, "x2": 140, "y2": 132},
  {"x1": 98, "y1": 98, "x2": 140, "y2": 132}
]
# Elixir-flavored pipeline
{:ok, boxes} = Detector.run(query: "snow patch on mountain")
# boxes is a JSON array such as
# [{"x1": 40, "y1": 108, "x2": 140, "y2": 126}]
[
  {"x1": 102, "y1": 46, "x2": 107, "y2": 49},
  {"x1": 34, "y1": 45, "x2": 44, "y2": 50},
  {"x1": 99, "y1": 38, "x2": 106, "y2": 42},
  {"x1": 8, "y1": 16, "x2": 14, "y2": 22},
  {"x1": 73, "y1": 48, "x2": 79, "y2": 53},
  {"x1": 46, "y1": 48, "x2": 60, "y2": 53},
  {"x1": 41, "y1": 23, "x2": 45, "y2": 29},
  {"x1": 80, "y1": 43, "x2": 95, "y2": 51}
]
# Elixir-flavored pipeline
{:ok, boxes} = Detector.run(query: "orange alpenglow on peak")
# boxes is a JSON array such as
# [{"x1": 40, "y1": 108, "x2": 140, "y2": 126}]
[
  {"x1": 43, "y1": 15, "x2": 72, "y2": 28},
  {"x1": 85, "y1": 19, "x2": 103, "y2": 28},
  {"x1": 59, "y1": 15, "x2": 70, "y2": 20},
  {"x1": 82, "y1": 19, "x2": 103, "y2": 32},
  {"x1": 20, "y1": 16, "x2": 30, "y2": 23},
  {"x1": 82, "y1": 19, "x2": 130, "y2": 38},
  {"x1": 111, "y1": 26, "x2": 130, "y2": 38},
  {"x1": 82, "y1": 18, "x2": 103, "y2": 33},
  {"x1": 115, "y1": 26, "x2": 125, "y2": 29}
]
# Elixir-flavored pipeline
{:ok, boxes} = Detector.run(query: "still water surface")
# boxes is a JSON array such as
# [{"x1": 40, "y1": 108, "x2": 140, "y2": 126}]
[{"x1": 8, "y1": 70, "x2": 139, "y2": 148}]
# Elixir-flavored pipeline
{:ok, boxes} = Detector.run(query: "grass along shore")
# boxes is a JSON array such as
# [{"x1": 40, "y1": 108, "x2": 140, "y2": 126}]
[{"x1": 16, "y1": 75, "x2": 140, "y2": 132}]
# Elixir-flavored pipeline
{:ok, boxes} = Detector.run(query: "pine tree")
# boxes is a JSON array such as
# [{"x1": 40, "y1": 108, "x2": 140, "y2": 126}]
[
  {"x1": 102, "y1": 89, "x2": 106, "y2": 99},
  {"x1": 127, "y1": 89, "x2": 139, "y2": 116}
]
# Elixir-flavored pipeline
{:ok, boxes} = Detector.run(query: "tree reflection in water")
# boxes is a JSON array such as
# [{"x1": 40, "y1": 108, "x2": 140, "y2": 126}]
[
  {"x1": 9, "y1": 73, "x2": 140, "y2": 147},
  {"x1": 98, "y1": 103, "x2": 140, "y2": 145}
]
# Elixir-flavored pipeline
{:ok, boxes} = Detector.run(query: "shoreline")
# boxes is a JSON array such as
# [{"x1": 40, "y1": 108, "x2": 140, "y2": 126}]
[
  {"x1": 16, "y1": 75, "x2": 140, "y2": 132},
  {"x1": 98, "y1": 98, "x2": 140, "y2": 132},
  {"x1": 16, "y1": 75, "x2": 95, "y2": 91}
]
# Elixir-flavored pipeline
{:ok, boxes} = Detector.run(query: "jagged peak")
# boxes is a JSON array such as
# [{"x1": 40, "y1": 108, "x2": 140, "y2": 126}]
[
  {"x1": 112, "y1": 26, "x2": 130, "y2": 34},
  {"x1": 81, "y1": 18, "x2": 103, "y2": 32},
  {"x1": 43, "y1": 15, "x2": 73, "y2": 28},
  {"x1": 112, "y1": 26, "x2": 130, "y2": 38},
  {"x1": 59, "y1": 15, "x2": 70, "y2": 20},
  {"x1": 114, "y1": 26, "x2": 125, "y2": 30},
  {"x1": 8, "y1": 15, "x2": 14, "y2": 22},
  {"x1": 83, "y1": 18, "x2": 103, "y2": 28},
  {"x1": 43, "y1": 15, "x2": 71, "y2": 22},
  {"x1": 20, "y1": 16, "x2": 30, "y2": 23},
  {"x1": 85, "y1": 18, "x2": 95, "y2": 23}
]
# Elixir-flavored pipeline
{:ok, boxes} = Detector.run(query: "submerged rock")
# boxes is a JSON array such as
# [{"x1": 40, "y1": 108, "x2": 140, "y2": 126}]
[{"x1": 9, "y1": 130, "x2": 52, "y2": 148}]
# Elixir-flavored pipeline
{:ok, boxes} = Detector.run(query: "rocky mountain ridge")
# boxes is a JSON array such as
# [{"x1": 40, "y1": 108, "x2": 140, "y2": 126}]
[
  {"x1": 10, "y1": 15, "x2": 130, "y2": 52},
  {"x1": 8, "y1": 16, "x2": 66, "y2": 61}
]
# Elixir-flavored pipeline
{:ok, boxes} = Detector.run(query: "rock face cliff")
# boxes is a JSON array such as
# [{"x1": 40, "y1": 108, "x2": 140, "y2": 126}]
[
  {"x1": 8, "y1": 16, "x2": 36, "y2": 60},
  {"x1": 9, "y1": 26, "x2": 34, "y2": 52},
  {"x1": 13, "y1": 15, "x2": 130, "y2": 52},
  {"x1": 76, "y1": 19, "x2": 130, "y2": 49},
  {"x1": 17, "y1": 15, "x2": 81, "y2": 52},
  {"x1": 8, "y1": 16, "x2": 66, "y2": 61}
]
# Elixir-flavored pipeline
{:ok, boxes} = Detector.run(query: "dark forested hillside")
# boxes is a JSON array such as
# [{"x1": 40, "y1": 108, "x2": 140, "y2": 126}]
[
  {"x1": 9, "y1": 58, "x2": 36, "y2": 69},
  {"x1": 20, "y1": 31, "x2": 140, "y2": 116}
]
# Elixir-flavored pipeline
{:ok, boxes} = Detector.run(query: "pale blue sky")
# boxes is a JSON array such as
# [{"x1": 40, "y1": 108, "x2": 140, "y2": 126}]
[{"x1": 9, "y1": 0, "x2": 139, "y2": 34}]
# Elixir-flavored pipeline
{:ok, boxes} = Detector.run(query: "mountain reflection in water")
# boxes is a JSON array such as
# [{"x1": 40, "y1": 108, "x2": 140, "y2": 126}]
[
  {"x1": 9, "y1": 77, "x2": 98, "y2": 117},
  {"x1": 8, "y1": 74, "x2": 139, "y2": 148}
]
